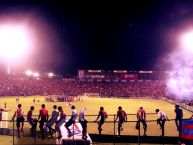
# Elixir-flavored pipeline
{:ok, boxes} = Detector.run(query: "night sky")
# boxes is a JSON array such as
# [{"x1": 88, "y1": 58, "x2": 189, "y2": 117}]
[{"x1": 0, "y1": 0, "x2": 193, "y2": 75}]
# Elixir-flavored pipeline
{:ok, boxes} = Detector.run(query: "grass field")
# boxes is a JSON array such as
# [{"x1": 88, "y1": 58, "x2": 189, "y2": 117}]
[{"x1": 0, "y1": 96, "x2": 192, "y2": 144}]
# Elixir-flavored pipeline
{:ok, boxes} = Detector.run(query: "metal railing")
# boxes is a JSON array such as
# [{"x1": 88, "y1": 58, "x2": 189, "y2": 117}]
[{"x1": 0, "y1": 113, "x2": 183, "y2": 145}]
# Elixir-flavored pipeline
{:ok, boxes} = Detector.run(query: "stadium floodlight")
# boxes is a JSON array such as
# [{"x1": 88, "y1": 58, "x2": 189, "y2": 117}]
[
  {"x1": 25, "y1": 70, "x2": 33, "y2": 76},
  {"x1": 0, "y1": 24, "x2": 32, "y2": 74},
  {"x1": 48, "y1": 72, "x2": 54, "y2": 78},
  {"x1": 180, "y1": 31, "x2": 193, "y2": 53},
  {"x1": 33, "y1": 72, "x2": 40, "y2": 77}
]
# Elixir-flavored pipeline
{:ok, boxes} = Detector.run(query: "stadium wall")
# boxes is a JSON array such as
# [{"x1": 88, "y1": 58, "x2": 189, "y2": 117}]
[{"x1": 163, "y1": 98, "x2": 193, "y2": 113}]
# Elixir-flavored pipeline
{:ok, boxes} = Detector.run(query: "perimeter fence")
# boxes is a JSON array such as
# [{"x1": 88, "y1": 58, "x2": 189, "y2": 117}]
[{"x1": 0, "y1": 113, "x2": 186, "y2": 145}]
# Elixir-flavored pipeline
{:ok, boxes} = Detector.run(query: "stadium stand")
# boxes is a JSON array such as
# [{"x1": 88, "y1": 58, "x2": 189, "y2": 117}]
[{"x1": 0, "y1": 74, "x2": 166, "y2": 98}]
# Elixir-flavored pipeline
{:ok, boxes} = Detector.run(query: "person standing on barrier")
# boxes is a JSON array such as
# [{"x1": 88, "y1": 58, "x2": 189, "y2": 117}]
[
  {"x1": 38, "y1": 104, "x2": 49, "y2": 140},
  {"x1": 65, "y1": 105, "x2": 78, "y2": 137},
  {"x1": 27, "y1": 106, "x2": 37, "y2": 137},
  {"x1": 11, "y1": 104, "x2": 25, "y2": 138},
  {"x1": 56, "y1": 106, "x2": 66, "y2": 139},
  {"x1": 79, "y1": 107, "x2": 88, "y2": 140},
  {"x1": 137, "y1": 106, "x2": 147, "y2": 136},
  {"x1": 95, "y1": 107, "x2": 108, "y2": 135},
  {"x1": 174, "y1": 105, "x2": 183, "y2": 131},
  {"x1": 115, "y1": 106, "x2": 127, "y2": 136},
  {"x1": 46, "y1": 105, "x2": 59, "y2": 139},
  {"x1": 155, "y1": 109, "x2": 169, "y2": 136}
]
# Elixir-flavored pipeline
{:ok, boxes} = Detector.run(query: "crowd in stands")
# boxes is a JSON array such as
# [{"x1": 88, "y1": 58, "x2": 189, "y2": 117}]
[{"x1": 0, "y1": 75, "x2": 167, "y2": 98}]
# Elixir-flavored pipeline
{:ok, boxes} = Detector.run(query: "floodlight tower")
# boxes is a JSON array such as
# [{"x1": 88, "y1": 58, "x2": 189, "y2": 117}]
[{"x1": 0, "y1": 24, "x2": 31, "y2": 74}]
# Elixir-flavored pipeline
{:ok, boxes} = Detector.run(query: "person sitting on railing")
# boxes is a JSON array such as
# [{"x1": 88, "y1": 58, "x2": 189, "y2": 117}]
[
  {"x1": 94, "y1": 107, "x2": 108, "y2": 135},
  {"x1": 10, "y1": 104, "x2": 25, "y2": 138},
  {"x1": 155, "y1": 109, "x2": 169, "y2": 136},
  {"x1": 174, "y1": 105, "x2": 183, "y2": 131},
  {"x1": 79, "y1": 107, "x2": 88, "y2": 140},
  {"x1": 46, "y1": 105, "x2": 59, "y2": 139},
  {"x1": 115, "y1": 106, "x2": 127, "y2": 136},
  {"x1": 56, "y1": 106, "x2": 66, "y2": 139},
  {"x1": 27, "y1": 106, "x2": 37, "y2": 137},
  {"x1": 65, "y1": 105, "x2": 78, "y2": 137},
  {"x1": 38, "y1": 104, "x2": 49, "y2": 140},
  {"x1": 137, "y1": 106, "x2": 147, "y2": 136}
]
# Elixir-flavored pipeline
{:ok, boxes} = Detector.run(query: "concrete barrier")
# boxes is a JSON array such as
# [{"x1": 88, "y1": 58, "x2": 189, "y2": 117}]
[{"x1": 56, "y1": 120, "x2": 92, "y2": 145}]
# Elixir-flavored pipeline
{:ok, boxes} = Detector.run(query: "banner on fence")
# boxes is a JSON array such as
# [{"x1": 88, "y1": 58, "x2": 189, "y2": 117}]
[{"x1": 181, "y1": 120, "x2": 193, "y2": 140}]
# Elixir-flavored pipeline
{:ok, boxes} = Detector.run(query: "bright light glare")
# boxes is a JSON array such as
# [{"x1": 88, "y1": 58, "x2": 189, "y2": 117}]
[
  {"x1": 48, "y1": 72, "x2": 54, "y2": 77},
  {"x1": 33, "y1": 72, "x2": 39, "y2": 77},
  {"x1": 0, "y1": 25, "x2": 30, "y2": 61},
  {"x1": 25, "y1": 70, "x2": 33, "y2": 76},
  {"x1": 180, "y1": 31, "x2": 193, "y2": 53}
]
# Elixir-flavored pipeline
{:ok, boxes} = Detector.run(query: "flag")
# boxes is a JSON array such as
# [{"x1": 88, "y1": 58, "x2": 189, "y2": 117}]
[{"x1": 181, "y1": 120, "x2": 193, "y2": 140}]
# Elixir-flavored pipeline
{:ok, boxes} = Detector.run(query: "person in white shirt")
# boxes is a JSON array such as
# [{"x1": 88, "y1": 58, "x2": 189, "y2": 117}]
[
  {"x1": 79, "y1": 107, "x2": 88, "y2": 140},
  {"x1": 155, "y1": 109, "x2": 169, "y2": 136},
  {"x1": 65, "y1": 106, "x2": 78, "y2": 137}
]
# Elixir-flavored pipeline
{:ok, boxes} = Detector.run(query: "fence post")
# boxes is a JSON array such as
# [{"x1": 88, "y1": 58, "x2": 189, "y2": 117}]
[
  {"x1": 12, "y1": 120, "x2": 14, "y2": 145},
  {"x1": 162, "y1": 123, "x2": 164, "y2": 145},
  {"x1": 178, "y1": 129, "x2": 180, "y2": 145},
  {"x1": 113, "y1": 115, "x2": 115, "y2": 145},
  {"x1": 73, "y1": 123, "x2": 75, "y2": 145},
  {"x1": 138, "y1": 121, "x2": 140, "y2": 145},
  {"x1": 34, "y1": 121, "x2": 37, "y2": 145}
]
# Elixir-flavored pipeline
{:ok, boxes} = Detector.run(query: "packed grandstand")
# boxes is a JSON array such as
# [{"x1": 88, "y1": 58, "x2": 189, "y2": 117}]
[{"x1": 0, "y1": 70, "x2": 166, "y2": 98}]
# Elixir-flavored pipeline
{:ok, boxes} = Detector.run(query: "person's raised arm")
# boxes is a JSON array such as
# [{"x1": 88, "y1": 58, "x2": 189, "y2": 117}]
[
  {"x1": 95, "y1": 112, "x2": 100, "y2": 122},
  {"x1": 125, "y1": 112, "x2": 127, "y2": 122},
  {"x1": 37, "y1": 110, "x2": 41, "y2": 121},
  {"x1": 137, "y1": 111, "x2": 139, "y2": 121},
  {"x1": 10, "y1": 110, "x2": 16, "y2": 122},
  {"x1": 115, "y1": 111, "x2": 119, "y2": 121},
  {"x1": 46, "y1": 111, "x2": 49, "y2": 121}
]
